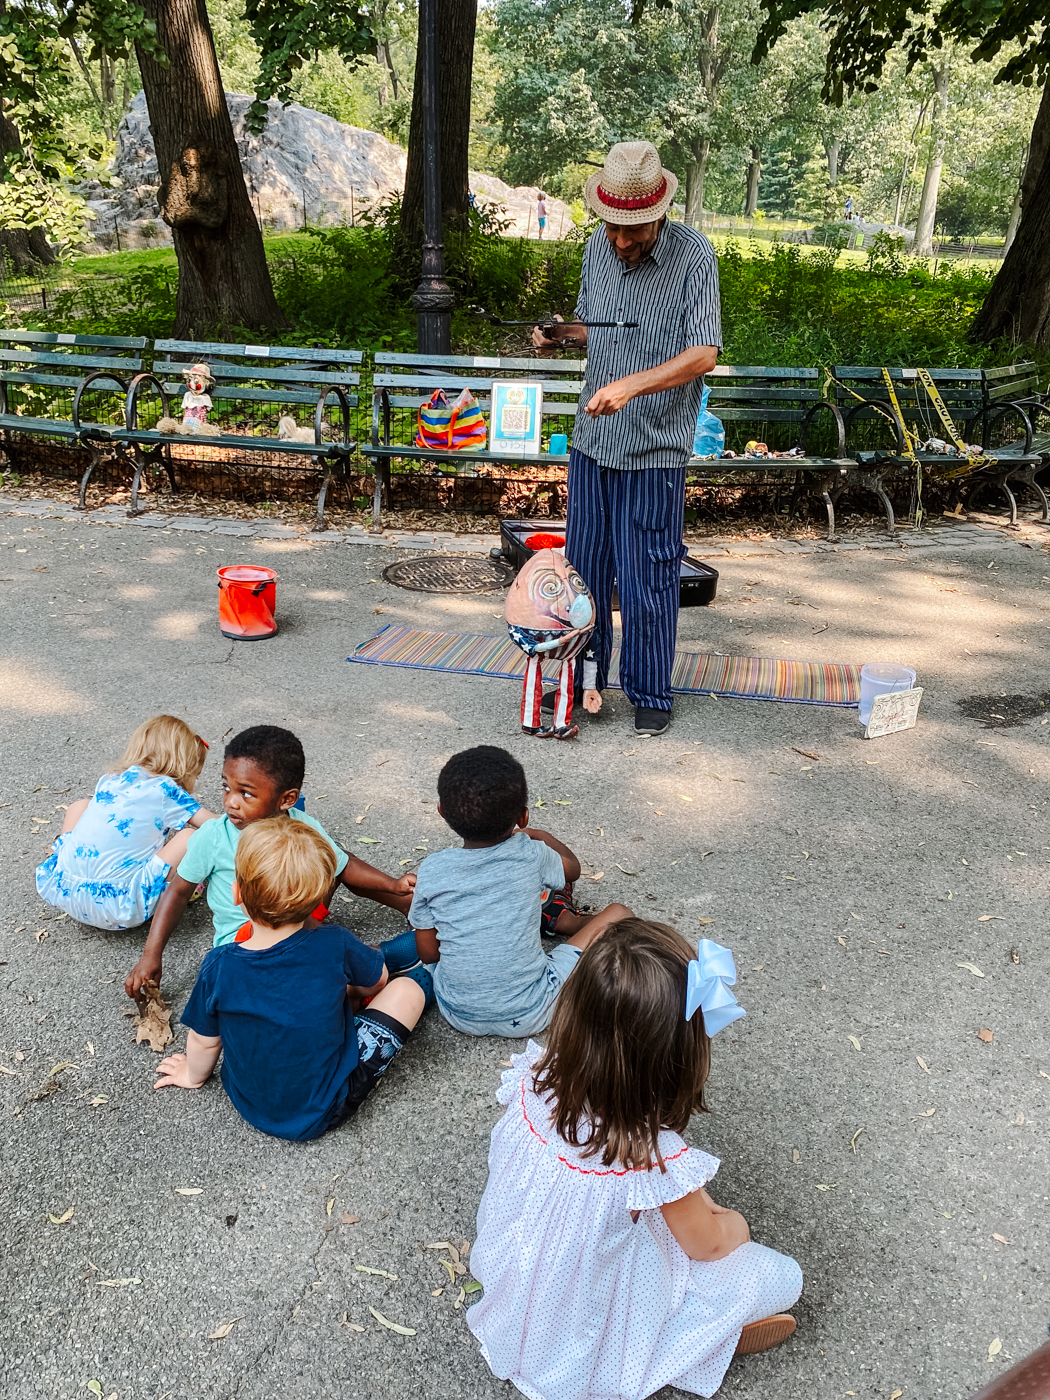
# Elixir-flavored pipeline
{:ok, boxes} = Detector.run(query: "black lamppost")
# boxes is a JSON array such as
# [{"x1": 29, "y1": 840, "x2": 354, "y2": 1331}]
[{"x1": 411, "y1": 0, "x2": 453, "y2": 352}]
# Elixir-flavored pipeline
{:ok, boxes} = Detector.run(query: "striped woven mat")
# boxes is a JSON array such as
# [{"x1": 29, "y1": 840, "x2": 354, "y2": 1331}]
[{"x1": 348, "y1": 624, "x2": 860, "y2": 707}]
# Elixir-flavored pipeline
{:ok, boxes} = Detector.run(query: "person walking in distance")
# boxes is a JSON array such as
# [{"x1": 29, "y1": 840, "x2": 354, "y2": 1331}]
[{"x1": 533, "y1": 141, "x2": 721, "y2": 736}]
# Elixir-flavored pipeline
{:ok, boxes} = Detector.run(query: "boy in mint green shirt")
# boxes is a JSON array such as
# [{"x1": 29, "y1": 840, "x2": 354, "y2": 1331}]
[{"x1": 124, "y1": 725, "x2": 415, "y2": 1001}]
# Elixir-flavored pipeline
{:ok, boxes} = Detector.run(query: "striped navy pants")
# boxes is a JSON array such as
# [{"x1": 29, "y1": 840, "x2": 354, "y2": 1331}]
[{"x1": 565, "y1": 449, "x2": 686, "y2": 712}]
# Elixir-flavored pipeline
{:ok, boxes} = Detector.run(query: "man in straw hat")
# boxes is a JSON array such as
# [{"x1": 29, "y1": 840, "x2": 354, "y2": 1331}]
[{"x1": 533, "y1": 140, "x2": 721, "y2": 737}]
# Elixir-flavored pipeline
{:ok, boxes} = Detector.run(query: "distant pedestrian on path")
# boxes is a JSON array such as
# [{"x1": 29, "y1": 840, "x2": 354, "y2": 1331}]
[
  {"x1": 537, "y1": 191, "x2": 548, "y2": 237},
  {"x1": 533, "y1": 140, "x2": 721, "y2": 736},
  {"x1": 466, "y1": 920, "x2": 802, "y2": 1397}
]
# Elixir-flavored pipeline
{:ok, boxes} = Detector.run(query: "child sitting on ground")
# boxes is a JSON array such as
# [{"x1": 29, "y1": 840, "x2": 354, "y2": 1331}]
[
  {"x1": 467, "y1": 920, "x2": 803, "y2": 1398},
  {"x1": 153, "y1": 817, "x2": 433, "y2": 1140},
  {"x1": 393, "y1": 745, "x2": 632, "y2": 1037},
  {"x1": 36, "y1": 715, "x2": 219, "y2": 931},
  {"x1": 124, "y1": 724, "x2": 416, "y2": 1000}
]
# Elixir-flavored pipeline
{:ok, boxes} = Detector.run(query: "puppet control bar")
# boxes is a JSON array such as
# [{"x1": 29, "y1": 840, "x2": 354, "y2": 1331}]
[{"x1": 470, "y1": 305, "x2": 639, "y2": 331}]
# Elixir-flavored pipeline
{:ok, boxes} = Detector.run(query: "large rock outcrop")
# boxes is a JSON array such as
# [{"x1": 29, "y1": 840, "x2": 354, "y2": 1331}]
[{"x1": 80, "y1": 91, "x2": 573, "y2": 247}]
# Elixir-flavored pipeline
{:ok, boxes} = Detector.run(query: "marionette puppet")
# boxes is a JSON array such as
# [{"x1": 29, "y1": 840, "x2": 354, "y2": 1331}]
[
  {"x1": 157, "y1": 362, "x2": 215, "y2": 435},
  {"x1": 505, "y1": 548, "x2": 602, "y2": 739}
]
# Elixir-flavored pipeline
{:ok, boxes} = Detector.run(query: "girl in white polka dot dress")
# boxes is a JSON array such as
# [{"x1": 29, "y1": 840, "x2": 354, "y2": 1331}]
[{"x1": 467, "y1": 919, "x2": 802, "y2": 1400}]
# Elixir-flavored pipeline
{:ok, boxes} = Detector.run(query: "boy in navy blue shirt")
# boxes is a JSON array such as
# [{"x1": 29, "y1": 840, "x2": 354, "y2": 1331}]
[{"x1": 154, "y1": 816, "x2": 433, "y2": 1140}]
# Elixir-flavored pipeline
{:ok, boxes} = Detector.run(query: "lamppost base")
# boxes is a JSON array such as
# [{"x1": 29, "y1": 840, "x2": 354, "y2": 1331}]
[{"x1": 412, "y1": 286, "x2": 455, "y2": 354}]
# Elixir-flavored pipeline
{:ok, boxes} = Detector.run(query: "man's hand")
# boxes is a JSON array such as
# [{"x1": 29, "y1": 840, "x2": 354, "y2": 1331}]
[
  {"x1": 126, "y1": 953, "x2": 162, "y2": 1002},
  {"x1": 585, "y1": 375, "x2": 639, "y2": 416},
  {"x1": 153, "y1": 1052, "x2": 209, "y2": 1090}
]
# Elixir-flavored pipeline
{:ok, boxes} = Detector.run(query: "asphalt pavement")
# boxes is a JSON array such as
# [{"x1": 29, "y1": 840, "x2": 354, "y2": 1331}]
[{"x1": 2, "y1": 498, "x2": 1049, "y2": 1400}]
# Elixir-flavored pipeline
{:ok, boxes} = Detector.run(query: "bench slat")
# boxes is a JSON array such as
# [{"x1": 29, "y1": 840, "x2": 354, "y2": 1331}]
[
  {"x1": 0, "y1": 348, "x2": 143, "y2": 371},
  {"x1": 155, "y1": 339, "x2": 362, "y2": 365},
  {"x1": 373, "y1": 374, "x2": 582, "y2": 395},
  {"x1": 158, "y1": 382, "x2": 358, "y2": 408},
  {"x1": 373, "y1": 351, "x2": 586, "y2": 374},
  {"x1": 153, "y1": 359, "x2": 359, "y2": 388},
  {"x1": 0, "y1": 331, "x2": 147, "y2": 349}
]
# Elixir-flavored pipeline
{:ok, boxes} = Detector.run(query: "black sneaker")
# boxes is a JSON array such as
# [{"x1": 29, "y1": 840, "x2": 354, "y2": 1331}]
[{"x1": 634, "y1": 706, "x2": 671, "y2": 736}]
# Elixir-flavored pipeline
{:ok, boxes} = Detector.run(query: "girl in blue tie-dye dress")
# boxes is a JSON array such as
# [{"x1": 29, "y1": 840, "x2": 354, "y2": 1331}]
[{"x1": 36, "y1": 715, "x2": 219, "y2": 931}]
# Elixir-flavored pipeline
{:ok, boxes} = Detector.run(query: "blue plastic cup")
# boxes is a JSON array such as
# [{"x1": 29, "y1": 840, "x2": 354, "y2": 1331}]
[{"x1": 549, "y1": 432, "x2": 568, "y2": 455}]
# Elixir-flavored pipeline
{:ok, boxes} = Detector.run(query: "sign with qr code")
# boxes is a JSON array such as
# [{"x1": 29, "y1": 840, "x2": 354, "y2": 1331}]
[
  {"x1": 864, "y1": 687, "x2": 923, "y2": 739},
  {"x1": 490, "y1": 380, "x2": 543, "y2": 455}
]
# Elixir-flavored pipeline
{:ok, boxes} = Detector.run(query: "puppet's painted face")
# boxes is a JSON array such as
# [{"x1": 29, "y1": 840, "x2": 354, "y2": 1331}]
[
  {"x1": 184, "y1": 363, "x2": 212, "y2": 396},
  {"x1": 505, "y1": 548, "x2": 594, "y2": 633}
]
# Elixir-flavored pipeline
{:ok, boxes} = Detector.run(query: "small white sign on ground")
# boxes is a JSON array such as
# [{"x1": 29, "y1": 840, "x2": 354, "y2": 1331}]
[{"x1": 864, "y1": 686, "x2": 924, "y2": 739}]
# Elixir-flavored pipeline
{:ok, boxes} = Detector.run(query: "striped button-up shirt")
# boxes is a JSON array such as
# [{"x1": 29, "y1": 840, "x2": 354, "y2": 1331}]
[{"x1": 571, "y1": 219, "x2": 722, "y2": 471}]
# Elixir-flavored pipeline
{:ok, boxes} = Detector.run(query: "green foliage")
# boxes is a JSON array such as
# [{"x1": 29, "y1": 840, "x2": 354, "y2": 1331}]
[
  {"x1": 37, "y1": 228, "x2": 1040, "y2": 378},
  {"x1": 242, "y1": 0, "x2": 377, "y2": 133}
]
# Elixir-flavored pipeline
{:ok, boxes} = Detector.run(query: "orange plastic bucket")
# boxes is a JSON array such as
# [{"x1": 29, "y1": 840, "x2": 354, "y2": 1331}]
[{"x1": 217, "y1": 566, "x2": 279, "y2": 640}]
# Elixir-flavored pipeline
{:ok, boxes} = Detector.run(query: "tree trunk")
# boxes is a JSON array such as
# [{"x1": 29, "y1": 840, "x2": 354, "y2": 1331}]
[
  {"x1": 0, "y1": 113, "x2": 57, "y2": 269},
  {"x1": 824, "y1": 137, "x2": 840, "y2": 184},
  {"x1": 400, "y1": 0, "x2": 477, "y2": 238},
  {"x1": 1003, "y1": 183, "x2": 1022, "y2": 253},
  {"x1": 684, "y1": 139, "x2": 710, "y2": 226},
  {"x1": 971, "y1": 89, "x2": 1050, "y2": 346},
  {"x1": 745, "y1": 147, "x2": 761, "y2": 216},
  {"x1": 135, "y1": 0, "x2": 288, "y2": 336},
  {"x1": 912, "y1": 64, "x2": 949, "y2": 257}
]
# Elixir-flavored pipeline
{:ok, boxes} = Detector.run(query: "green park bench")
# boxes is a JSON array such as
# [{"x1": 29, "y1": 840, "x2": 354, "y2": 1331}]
[
  {"x1": 363, "y1": 351, "x2": 585, "y2": 521},
  {"x1": 697, "y1": 365, "x2": 858, "y2": 540},
  {"x1": 833, "y1": 365, "x2": 1047, "y2": 528},
  {"x1": 979, "y1": 362, "x2": 1050, "y2": 523},
  {"x1": 0, "y1": 330, "x2": 148, "y2": 506},
  {"x1": 79, "y1": 339, "x2": 362, "y2": 528}
]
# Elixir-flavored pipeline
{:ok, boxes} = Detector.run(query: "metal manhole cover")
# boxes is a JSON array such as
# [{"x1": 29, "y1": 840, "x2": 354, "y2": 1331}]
[{"x1": 382, "y1": 555, "x2": 515, "y2": 594}]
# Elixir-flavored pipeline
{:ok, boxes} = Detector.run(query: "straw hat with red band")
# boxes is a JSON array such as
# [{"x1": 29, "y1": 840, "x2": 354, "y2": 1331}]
[{"x1": 584, "y1": 141, "x2": 678, "y2": 226}]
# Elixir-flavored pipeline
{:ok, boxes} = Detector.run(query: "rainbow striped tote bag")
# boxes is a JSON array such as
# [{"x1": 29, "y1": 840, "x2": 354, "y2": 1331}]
[{"x1": 416, "y1": 387, "x2": 487, "y2": 452}]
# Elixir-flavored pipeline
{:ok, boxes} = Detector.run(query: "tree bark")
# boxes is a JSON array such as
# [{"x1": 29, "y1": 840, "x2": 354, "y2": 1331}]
[
  {"x1": 971, "y1": 87, "x2": 1050, "y2": 346},
  {"x1": 824, "y1": 137, "x2": 840, "y2": 184},
  {"x1": 912, "y1": 64, "x2": 949, "y2": 257},
  {"x1": 1003, "y1": 183, "x2": 1022, "y2": 253},
  {"x1": 135, "y1": 0, "x2": 288, "y2": 336},
  {"x1": 0, "y1": 113, "x2": 56, "y2": 269},
  {"x1": 684, "y1": 139, "x2": 710, "y2": 226},
  {"x1": 400, "y1": 0, "x2": 477, "y2": 238},
  {"x1": 745, "y1": 147, "x2": 761, "y2": 216}
]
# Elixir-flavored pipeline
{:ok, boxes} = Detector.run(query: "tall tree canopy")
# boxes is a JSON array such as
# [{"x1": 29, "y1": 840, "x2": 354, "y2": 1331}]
[{"x1": 752, "y1": 0, "x2": 1050, "y2": 344}]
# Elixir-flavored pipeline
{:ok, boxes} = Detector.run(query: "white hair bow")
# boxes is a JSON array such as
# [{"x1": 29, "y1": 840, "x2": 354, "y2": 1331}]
[{"x1": 685, "y1": 938, "x2": 745, "y2": 1035}]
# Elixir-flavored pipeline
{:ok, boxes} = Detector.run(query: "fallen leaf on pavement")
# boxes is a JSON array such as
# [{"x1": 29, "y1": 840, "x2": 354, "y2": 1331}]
[
  {"x1": 889, "y1": 1391, "x2": 903, "y2": 1400},
  {"x1": 837, "y1": 936, "x2": 847, "y2": 947},
  {"x1": 424, "y1": 1241, "x2": 452, "y2": 1250},
  {"x1": 355, "y1": 1264, "x2": 399, "y2": 1280},
  {"x1": 978, "y1": 915, "x2": 1005, "y2": 922},
  {"x1": 614, "y1": 865, "x2": 636, "y2": 876},
  {"x1": 133, "y1": 983, "x2": 173, "y2": 1052},
  {"x1": 0, "y1": 1065, "x2": 16, "y2": 1076},
  {"x1": 341, "y1": 1212, "x2": 360, "y2": 1226},
  {"x1": 1039, "y1": 1071, "x2": 1050, "y2": 1082},
  {"x1": 440, "y1": 1258, "x2": 456, "y2": 1283},
  {"x1": 678, "y1": 794, "x2": 693, "y2": 802},
  {"x1": 48, "y1": 1206, "x2": 74, "y2": 1224},
  {"x1": 957, "y1": 962, "x2": 985, "y2": 978},
  {"x1": 174, "y1": 1187, "x2": 204, "y2": 1196},
  {"x1": 915, "y1": 1108, "x2": 936, "y2": 1118},
  {"x1": 917, "y1": 1057, "x2": 931, "y2": 1074},
  {"x1": 99, "y1": 1277, "x2": 141, "y2": 1287},
  {"x1": 341, "y1": 1313, "x2": 365, "y2": 1331},
  {"x1": 697, "y1": 917, "x2": 716, "y2": 925},
  {"x1": 464, "y1": 1280, "x2": 482, "y2": 1294},
  {"x1": 326, "y1": 1198, "x2": 334, "y2": 1217},
  {"x1": 369, "y1": 1306, "x2": 415, "y2": 1336},
  {"x1": 431, "y1": 1288, "x2": 443, "y2": 1297},
  {"x1": 1011, "y1": 1112, "x2": 1025, "y2": 1126},
  {"x1": 355, "y1": 805, "x2": 372, "y2": 824},
  {"x1": 453, "y1": 1287, "x2": 466, "y2": 1310},
  {"x1": 792, "y1": 1148, "x2": 800, "y2": 1163},
  {"x1": 86, "y1": 1382, "x2": 103, "y2": 1398},
  {"x1": 358, "y1": 837, "x2": 380, "y2": 844},
  {"x1": 992, "y1": 1234, "x2": 1011, "y2": 1245},
  {"x1": 48, "y1": 1062, "x2": 78, "y2": 1077},
  {"x1": 89, "y1": 1095, "x2": 108, "y2": 1107},
  {"x1": 208, "y1": 1317, "x2": 243, "y2": 1340},
  {"x1": 849, "y1": 1126, "x2": 865, "y2": 1153},
  {"x1": 34, "y1": 928, "x2": 47, "y2": 942},
  {"x1": 814, "y1": 1183, "x2": 838, "y2": 1190},
  {"x1": 978, "y1": 1029, "x2": 994, "y2": 1043},
  {"x1": 848, "y1": 1035, "x2": 862, "y2": 1051},
  {"x1": 988, "y1": 1337, "x2": 1002, "y2": 1360}
]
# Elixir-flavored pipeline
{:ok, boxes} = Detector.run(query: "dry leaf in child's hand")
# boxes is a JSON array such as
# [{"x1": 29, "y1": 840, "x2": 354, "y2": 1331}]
[
  {"x1": 134, "y1": 982, "x2": 173, "y2": 1052},
  {"x1": 369, "y1": 1306, "x2": 415, "y2": 1336},
  {"x1": 208, "y1": 1317, "x2": 243, "y2": 1340}
]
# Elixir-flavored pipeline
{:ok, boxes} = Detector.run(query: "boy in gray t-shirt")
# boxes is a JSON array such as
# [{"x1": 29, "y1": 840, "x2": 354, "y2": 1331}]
[{"x1": 404, "y1": 746, "x2": 631, "y2": 1037}]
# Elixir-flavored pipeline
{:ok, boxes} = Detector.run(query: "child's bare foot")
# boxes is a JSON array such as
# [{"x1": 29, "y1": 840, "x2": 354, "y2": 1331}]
[
  {"x1": 583, "y1": 689, "x2": 602, "y2": 714},
  {"x1": 734, "y1": 1315, "x2": 796, "y2": 1356}
]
